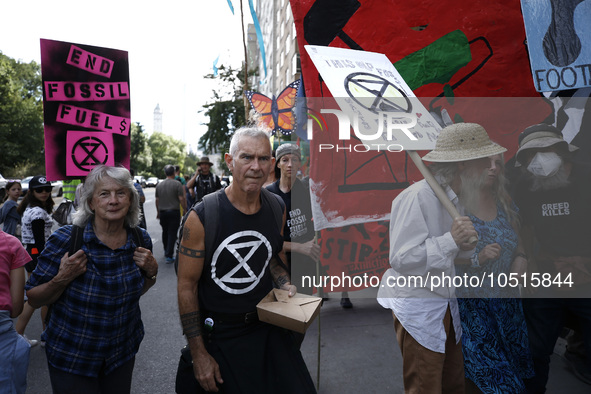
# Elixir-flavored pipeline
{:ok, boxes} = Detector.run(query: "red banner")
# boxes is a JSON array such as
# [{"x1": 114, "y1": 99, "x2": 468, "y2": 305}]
[{"x1": 291, "y1": 0, "x2": 553, "y2": 289}]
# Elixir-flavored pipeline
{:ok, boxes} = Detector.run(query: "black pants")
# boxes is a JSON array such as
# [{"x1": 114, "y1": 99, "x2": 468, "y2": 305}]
[
  {"x1": 176, "y1": 322, "x2": 316, "y2": 394},
  {"x1": 523, "y1": 297, "x2": 591, "y2": 393},
  {"x1": 48, "y1": 357, "x2": 135, "y2": 394},
  {"x1": 160, "y1": 209, "x2": 180, "y2": 258}
]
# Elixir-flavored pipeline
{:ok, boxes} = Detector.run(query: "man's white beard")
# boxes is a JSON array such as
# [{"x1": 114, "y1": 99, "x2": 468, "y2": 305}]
[
  {"x1": 526, "y1": 163, "x2": 570, "y2": 191},
  {"x1": 458, "y1": 169, "x2": 488, "y2": 215}
]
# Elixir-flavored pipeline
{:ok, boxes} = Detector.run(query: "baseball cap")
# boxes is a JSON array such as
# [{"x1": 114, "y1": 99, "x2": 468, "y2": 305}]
[{"x1": 30, "y1": 175, "x2": 51, "y2": 189}]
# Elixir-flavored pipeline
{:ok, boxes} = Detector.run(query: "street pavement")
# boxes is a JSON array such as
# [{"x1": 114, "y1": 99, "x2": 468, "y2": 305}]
[{"x1": 15, "y1": 188, "x2": 591, "y2": 393}]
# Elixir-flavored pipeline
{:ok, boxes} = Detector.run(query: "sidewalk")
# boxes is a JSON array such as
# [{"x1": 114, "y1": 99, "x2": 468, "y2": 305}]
[{"x1": 301, "y1": 289, "x2": 590, "y2": 393}]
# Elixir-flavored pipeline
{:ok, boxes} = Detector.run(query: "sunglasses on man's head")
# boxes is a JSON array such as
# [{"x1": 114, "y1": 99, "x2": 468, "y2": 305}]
[{"x1": 34, "y1": 187, "x2": 52, "y2": 193}]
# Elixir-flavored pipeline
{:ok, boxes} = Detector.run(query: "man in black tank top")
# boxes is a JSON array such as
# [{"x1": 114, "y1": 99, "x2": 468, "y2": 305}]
[{"x1": 177, "y1": 127, "x2": 316, "y2": 394}]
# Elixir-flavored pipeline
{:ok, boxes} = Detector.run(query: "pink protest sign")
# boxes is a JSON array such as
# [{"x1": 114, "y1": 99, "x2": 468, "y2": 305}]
[
  {"x1": 41, "y1": 39, "x2": 130, "y2": 181},
  {"x1": 57, "y1": 104, "x2": 130, "y2": 135},
  {"x1": 66, "y1": 131, "x2": 115, "y2": 176}
]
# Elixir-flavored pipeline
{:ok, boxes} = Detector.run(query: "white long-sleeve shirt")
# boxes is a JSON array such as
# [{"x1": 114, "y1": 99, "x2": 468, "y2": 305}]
[
  {"x1": 21, "y1": 206, "x2": 52, "y2": 245},
  {"x1": 377, "y1": 179, "x2": 471, "y2": 353}
]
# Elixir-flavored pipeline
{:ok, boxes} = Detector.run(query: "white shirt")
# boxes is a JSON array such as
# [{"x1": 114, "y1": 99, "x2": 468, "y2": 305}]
[
  {"x1": 21, "y1": 206, "x2": 53, "y2": 245},
  {"x1": 377, "y1": 179, "x2": 471, "y2": 353}
]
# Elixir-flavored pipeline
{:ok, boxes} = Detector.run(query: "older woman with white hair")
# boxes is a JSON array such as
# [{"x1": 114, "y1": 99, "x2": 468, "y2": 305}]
[{"x1": 25, "y1": 165, "x2": 158, "y2": 394}]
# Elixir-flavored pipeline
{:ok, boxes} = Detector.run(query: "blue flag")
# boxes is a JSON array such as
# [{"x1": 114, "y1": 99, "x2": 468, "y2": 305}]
[
  {"x1": 213, "y1": 55, "x2": 220, "y2": 76},
  {"x1": 248, "y1": 0, "x2": 267, "y2": 78},
  {"x1": 226, "y1": 0, "x2": 234, "y2": 15}
]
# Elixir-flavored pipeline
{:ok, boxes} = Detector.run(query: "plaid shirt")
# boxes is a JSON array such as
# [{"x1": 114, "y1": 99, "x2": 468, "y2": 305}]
[{"x1": 25, "y1": 222, "x2": 152, "y2": 377}]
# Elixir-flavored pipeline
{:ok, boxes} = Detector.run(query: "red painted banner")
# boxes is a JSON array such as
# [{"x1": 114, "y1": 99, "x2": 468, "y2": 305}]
[
  {"x1": 316, "y1": 221, "x2": 389, "y2": 292},
  {"x1": 290, "y1": 0, "x2": 553, "y2": 290}
]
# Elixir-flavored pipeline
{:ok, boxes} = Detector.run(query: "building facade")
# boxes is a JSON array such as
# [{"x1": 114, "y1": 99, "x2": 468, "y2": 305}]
[{"x1": 251, "y1": 0, "x2": 300, "y2": 97}]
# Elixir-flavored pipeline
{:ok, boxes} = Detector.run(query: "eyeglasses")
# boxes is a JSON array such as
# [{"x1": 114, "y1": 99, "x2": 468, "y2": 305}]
[{"x1": 34, "y1": 187, "x2": 52, "y2": 193}]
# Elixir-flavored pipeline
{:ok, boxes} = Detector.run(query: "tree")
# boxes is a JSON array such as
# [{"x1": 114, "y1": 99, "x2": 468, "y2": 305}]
[
  {"x1": 130, "y1": 122, "x2": 152, "y2": 175},
  {"x1": 198, "y1": 65, "x2": 247, "y2": 157},
  {"x1": 148, "y1": 132, "x2": 186, "y2": 177},
  {"x1": 0, "y1": 52, "x2": 44, "y2": 176},
  {"x1": 183, "y1": 151, "x2": 199, "y2": 177}
]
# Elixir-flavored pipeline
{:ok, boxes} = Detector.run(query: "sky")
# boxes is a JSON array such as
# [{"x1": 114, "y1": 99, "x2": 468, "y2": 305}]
[{"x1": 1, "y1": 0, "x2": 253, "y2": 155}]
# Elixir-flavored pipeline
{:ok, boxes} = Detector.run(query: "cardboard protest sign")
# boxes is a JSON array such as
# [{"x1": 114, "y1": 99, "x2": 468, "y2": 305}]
[
  {"x1": 41, "y1": 39, "x2": 131, "y2": 181},
  {"x1": 521, "y1": 0, "x2": 591, "y2": 92},
  {"x1": 305, "y1": 45, "x2": 442, "y2": 151}
]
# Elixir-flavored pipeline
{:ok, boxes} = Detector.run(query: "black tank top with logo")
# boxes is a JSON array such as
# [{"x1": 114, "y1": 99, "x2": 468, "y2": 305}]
[{"x1": 195, "y1": 191, "x2": 284, "y2": 314}]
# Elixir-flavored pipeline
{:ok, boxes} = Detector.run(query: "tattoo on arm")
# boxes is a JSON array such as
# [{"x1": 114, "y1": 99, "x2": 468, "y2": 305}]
[
  {"x1": 275, "y1": 274, "x2": 290, "y2": 289},
  {"x1": 179, "y1": 245, "x2": 205, "y2": 259},
  {"x1": 180, "y1": 311, "x2": 203, "y2": 339},
  {"x1": 182, "y1": 226, "x2": 191, "y2": 241},
  {"x1": 270, "y1": 257, "x2": 291, "y2": 288}
]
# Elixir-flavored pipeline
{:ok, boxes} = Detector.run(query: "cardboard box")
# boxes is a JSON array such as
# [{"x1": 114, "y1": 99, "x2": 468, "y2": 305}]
[{"x1": 256, "y1": 289, "x2": 322, "y2": 333}]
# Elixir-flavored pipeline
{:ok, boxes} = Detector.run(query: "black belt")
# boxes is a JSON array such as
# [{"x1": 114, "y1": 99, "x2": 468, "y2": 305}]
[{"x1": 204, "y1": 311, "x2": 259, "y2": 325}]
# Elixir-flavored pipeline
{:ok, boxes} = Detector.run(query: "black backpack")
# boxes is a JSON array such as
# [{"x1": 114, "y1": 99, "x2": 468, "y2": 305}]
[{"x1": 174, "y1": 188, "x2": 284, "y2": 273}]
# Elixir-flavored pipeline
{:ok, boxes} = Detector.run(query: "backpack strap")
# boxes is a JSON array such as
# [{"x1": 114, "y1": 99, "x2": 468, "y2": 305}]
[
  {"x1": 202, "y1": 190, "x2": 222, "y2": 265},
  {"x1": 130, "y1": 226, "x2": 146, "y2": 249},
  {"x1": 69, "y1": 225, "x2": 85, "y2": 255},
  {"x1": 195, "y1": 174, "x2": 206, "y2": 202},
  {"x1": 260, "y1": 187, "x2": 284, "y2": 234},
  {"x1": 49, "y1": 224, "x2": 84, "y2": 327},
  {"x1": 260, "y1": 188, "x2": 291, "y2": 274}
]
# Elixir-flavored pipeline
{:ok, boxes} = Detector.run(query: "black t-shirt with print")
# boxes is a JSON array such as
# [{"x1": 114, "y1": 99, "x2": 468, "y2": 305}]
[
  {"x1": 266, "y1": 178, "x2": 317, "y2": 294},
  {"x1": 266, "y1": 178, "x2": 315, "y2": 245},
  {"x1": 514, "y1": 161, "x2": 591, "y2": 258}
]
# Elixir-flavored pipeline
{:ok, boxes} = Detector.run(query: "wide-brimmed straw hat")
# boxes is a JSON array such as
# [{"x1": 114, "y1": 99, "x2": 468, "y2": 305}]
[
  {"x1": 197, "y1": 156, "x2": 214, "y2": 166},
  {"x1": 422, "y1": 123, "x2": 506, "y2": 162},
  {"x1": 514, "y1": 123, "x2": 578, "y2": 166}
]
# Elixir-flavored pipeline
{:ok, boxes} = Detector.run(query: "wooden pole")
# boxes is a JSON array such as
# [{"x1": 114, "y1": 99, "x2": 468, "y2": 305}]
[
  {"x1": 314, "y1": 234, "x2": 321, "y2": 391},
  {"x1": 407, "y1": 151, "x2": 478, "y2": 245}
]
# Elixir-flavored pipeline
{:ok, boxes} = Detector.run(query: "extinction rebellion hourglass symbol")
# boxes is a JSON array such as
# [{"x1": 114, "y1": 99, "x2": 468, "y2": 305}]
[{"x1": 71, "y1": 136, "x2": 109, "y2": 171}]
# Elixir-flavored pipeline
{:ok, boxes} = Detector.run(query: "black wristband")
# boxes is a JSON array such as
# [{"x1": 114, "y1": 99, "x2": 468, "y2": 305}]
[{"x1": 515, "y1": 252, "x2": 528, "y2": 260}]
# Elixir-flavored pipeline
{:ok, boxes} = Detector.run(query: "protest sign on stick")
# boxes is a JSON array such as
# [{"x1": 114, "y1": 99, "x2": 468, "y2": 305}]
[
  {"x1": 305, "y1": 45, "x2": 474, "y2": 241},
  {"x1": 41, "y1": 39, "x2": 131, "y2": 180}
]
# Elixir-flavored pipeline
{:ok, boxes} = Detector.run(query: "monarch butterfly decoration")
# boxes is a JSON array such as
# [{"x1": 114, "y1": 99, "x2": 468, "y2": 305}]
[{"x1": 245, "y1": 79, "x2": 301, "y2": 136}]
